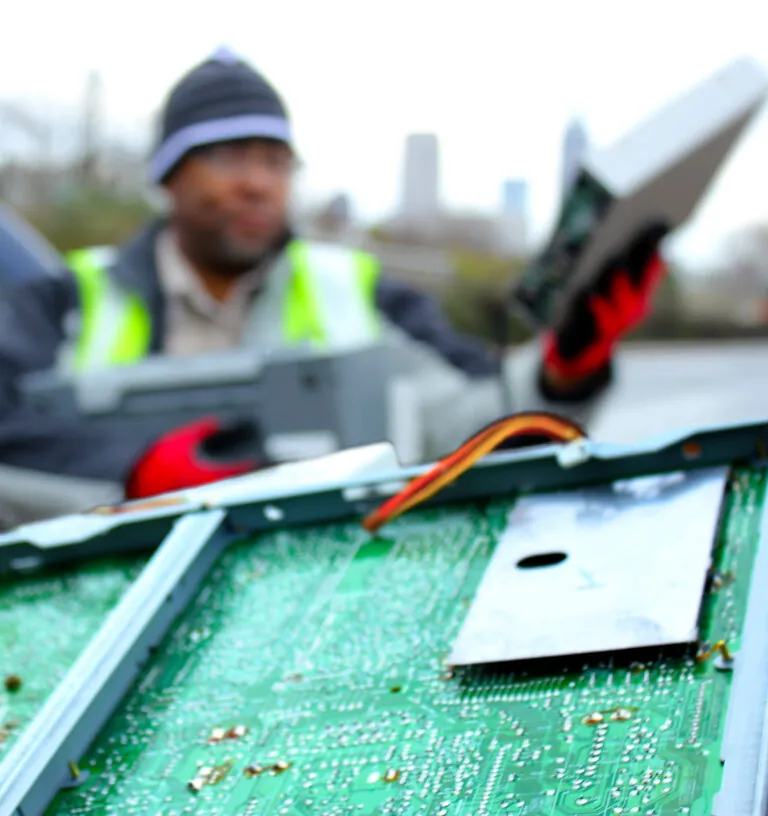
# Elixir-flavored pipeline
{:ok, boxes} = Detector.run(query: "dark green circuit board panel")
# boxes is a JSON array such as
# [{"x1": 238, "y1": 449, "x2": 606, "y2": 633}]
[
  {"x1": 0, "y1": 556, "x2": 146, "y2": 757},
  {"x1": 39, "y1": 467, "x2": 766, "y2": 814}
]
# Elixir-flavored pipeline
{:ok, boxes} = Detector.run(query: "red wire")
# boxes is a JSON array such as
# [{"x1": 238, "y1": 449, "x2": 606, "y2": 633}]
[{"x1": 362, "y1": 411, "x2": 586, "y2": 533}]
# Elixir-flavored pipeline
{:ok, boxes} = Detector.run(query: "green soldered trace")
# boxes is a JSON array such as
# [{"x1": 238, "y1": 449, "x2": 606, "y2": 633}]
[
  {"x1": 0, "y1": 556, "x2": 146, "y2": 757},
  {"x1": 38, "y1": 466, "x2": 764, "y2": 815}
]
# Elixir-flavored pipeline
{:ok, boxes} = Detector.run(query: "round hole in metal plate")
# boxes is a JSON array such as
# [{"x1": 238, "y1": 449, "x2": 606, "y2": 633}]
[{"x1": 516, "y1": 552, "x2": 567, "y2": 569}]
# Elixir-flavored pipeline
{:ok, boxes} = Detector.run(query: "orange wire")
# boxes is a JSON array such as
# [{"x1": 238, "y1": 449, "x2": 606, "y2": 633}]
[{"x1": 361, "y1": 411, "x2": 586, "y2": 533}]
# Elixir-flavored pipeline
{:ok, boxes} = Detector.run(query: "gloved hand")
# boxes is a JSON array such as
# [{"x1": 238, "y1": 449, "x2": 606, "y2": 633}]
[
  {"x1": 542, "y1": 222, "x2": 669, "y2": 383},
  {"x1": 125, "y1": 416, "x2": 263, "y2": 499}
]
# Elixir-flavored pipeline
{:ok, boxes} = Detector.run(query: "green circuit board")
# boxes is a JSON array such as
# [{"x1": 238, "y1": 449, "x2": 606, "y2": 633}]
[
  {"x1": 0, "y1": 555, "x2": 146, "y2": 757},
  {"x1": 42, "y1": 466, "x2": 766, "y2": 815}
]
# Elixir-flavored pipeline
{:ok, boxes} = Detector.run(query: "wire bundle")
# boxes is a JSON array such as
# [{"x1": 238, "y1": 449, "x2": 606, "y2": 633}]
[{"x1": 362, "y1": 412, "x2": 586, "y2": 533}]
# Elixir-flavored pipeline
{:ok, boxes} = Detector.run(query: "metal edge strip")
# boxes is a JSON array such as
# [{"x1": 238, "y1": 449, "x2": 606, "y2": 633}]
[
  {"x1": 0, "y1": 509, "x2": 230, "y2": 816},
  {"x1": 3, "y1": 417, "x2": 768, "y2": 571},
  {"x1": 714, "y1": 481, "x2": 768, "y2": 815}
]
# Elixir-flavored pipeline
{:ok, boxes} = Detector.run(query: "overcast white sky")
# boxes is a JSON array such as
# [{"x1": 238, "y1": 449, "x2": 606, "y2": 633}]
[{"x1": 2, "y1": 0, "x2": 768, "y2": 266}]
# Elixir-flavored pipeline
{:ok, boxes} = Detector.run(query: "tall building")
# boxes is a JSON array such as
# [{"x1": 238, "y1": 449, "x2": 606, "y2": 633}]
[
  {"x1": 561, "y1": 118, "x2": 590, "y2": 199},
  {"x1": 497, "y1": 178, "x2": 529, "y2": 256},
  {"x1": 399, "y1": 133, "x2": 441, "y2": 222},
  {"x1": 326, "y1": 192, "x2": 351, "y2": 223},
  {"x1": 501, "y1": 178, "x2": 529, "y2": 218}
]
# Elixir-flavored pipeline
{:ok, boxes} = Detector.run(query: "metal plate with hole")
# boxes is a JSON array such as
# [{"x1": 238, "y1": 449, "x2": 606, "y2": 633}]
[{"x1": 449, "y1": 466, "x2": 729, "y2": 667}]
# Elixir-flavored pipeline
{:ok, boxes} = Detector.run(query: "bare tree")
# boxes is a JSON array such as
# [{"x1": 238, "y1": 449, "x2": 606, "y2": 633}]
[
  {"x1": 0, "y1": 101, "x2": 53, "y2": 206},
  {"x1": 78, "y1": 71, "x2": 103, "y2": 187},
  {"x1": 718, "y1": 223, "x2": 768, "y2": 295},
  {"x1": 0, "y1": 102, "x2": 51, "y2": 156}
]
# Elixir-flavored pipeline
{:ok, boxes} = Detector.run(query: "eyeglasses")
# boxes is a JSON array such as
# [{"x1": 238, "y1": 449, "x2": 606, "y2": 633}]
[{"x1": 195, "y1": 141, "x2": 296, "y2": 177}]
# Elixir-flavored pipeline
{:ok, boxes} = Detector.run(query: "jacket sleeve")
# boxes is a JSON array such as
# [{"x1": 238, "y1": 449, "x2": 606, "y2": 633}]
[
  {"x1": 0, "y1": 275, "x2": 159, "y2": 484},
  {"x1": 373, "y1": 274, "x2": 612, "y2": 462},
  {"x1": 374, "y1": 274, "x2": 503, "y2": 378}
]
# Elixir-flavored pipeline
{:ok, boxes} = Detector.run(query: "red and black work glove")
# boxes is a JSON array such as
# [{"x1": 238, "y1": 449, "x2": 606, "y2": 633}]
[
  {"x1": 125, "y1": 416, "x2": 264, "y2": 500},
  {"x1": 542, "y1": 222, "x2": 669, "y2": 392}
]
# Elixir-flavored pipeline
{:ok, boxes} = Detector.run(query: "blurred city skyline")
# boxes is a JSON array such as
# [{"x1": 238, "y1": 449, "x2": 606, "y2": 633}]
[{"x1": 1, "y1": 0, "x2": 767, "y2": 266}]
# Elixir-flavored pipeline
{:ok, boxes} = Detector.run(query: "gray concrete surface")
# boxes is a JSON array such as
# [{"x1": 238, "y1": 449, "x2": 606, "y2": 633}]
[{"x1": 588, "y1": 340, "x2": 768, "y2": 443}]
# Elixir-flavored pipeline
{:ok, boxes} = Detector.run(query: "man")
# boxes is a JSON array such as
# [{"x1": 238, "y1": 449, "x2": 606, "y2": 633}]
[{"x1": 0, "y1": 49, "x2": 666, "y2": 501}]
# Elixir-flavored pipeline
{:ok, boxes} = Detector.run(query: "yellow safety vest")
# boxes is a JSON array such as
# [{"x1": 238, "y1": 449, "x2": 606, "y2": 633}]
[{"x1": 64, "y1": 239, "x2": 382, "y2": 372}]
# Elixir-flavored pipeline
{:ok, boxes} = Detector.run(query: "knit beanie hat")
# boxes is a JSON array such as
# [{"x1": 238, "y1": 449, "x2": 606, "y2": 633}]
[{"x1": 150, "y1": 47, "x2": 292, "y2": 184}]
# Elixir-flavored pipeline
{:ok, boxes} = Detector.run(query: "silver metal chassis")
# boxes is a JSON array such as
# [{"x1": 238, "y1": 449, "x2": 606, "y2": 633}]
[
  {"x1": 3, "y1": 417, "x2": 768, "y2": 814},
  {"x1": 3, "y1": 417, "x2": 768, "y2": 573}
]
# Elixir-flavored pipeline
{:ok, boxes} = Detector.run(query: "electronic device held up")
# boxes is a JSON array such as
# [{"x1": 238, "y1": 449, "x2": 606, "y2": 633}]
[{"x1": 511, "y1": 56, "x2": 768, "y2": 331}]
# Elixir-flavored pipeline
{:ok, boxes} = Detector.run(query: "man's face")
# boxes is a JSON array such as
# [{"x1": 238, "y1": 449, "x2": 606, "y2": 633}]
[{"x1": 166, "y1": 138, "x2": 293, "y2": 273}]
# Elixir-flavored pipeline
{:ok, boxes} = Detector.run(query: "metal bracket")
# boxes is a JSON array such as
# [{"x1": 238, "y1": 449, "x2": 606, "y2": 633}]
[
  {"x1": 0, "y1": 510, "x2": 230, "y2": 816},
  {"x1": 714, "y1": 497, "x2": 768, "y2": 815},
  {"x1": 2, "y1": 418, "x2": 768, "y2": 573}
]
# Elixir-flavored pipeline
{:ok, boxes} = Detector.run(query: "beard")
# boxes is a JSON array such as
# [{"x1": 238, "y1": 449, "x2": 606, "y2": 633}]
[
  {"x1": 177, "y1": 221, "x2": 289, "y2": 278},
  {"x1": 208, "y1": 233, "x2": 270, "y2": 276}
]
